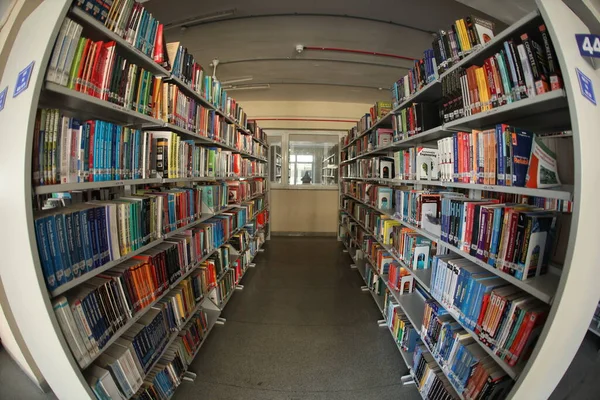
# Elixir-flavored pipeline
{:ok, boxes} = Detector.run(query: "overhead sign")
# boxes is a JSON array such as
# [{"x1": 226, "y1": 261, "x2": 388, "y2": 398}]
[{"x1": 576, "y1": 34, "x2": 600, "y2": 58}]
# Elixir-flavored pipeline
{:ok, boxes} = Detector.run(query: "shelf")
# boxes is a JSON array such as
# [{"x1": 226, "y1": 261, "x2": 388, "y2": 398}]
[
  {"x1": 42, "y1": 83, "x2": 165, "y2": 127},
  {"x1": 68, "y1": 7, "x2": 169, "y2": 78},
  {"x1": 391, "y1": 79, "x2": 443, "y2": 114},
  {"x1": 323, "y1": 153, "x2": 336, "y2": 163},
  {"x1": 444, "y1": 90, "x2": 569, "y2": 132},
  {"x1": 342, "y1": 192, "x2": 560, "y2": 303},
  {"x1": 166, "y1": 75, "x2": 213, "y2": 110},
  {"x1": 340, "y1": 177, "x2": 573, "y2": 201},
  {"x1": 34, "y1": 176, "x2": 268, "y2": 194},
  {"x1": 34, "y1": 178, "x2": 163, "y2": 195},
  {"x1": 342, "y1": 115, "x2": 394, "y2": 150},
  {"x1": 589, "y1": 321, "x2": 600, "y2": 337},
  {"x1": 419, "y1": 330, "x2": 466, "y2": 400},
  {"x1": 252, "y1": 136, "x2": 268, "y2": 147}
]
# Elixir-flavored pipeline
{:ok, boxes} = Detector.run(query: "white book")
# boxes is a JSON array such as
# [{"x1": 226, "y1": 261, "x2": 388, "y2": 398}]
[
  {"x1": 87, "y1": 366, "x2": 127, "y2": 400},
  {"x1": 517, "y1": 44, "x2": 536, "y2": 98},
  {"x1": 71, "y1": 298, "x2": 99, "y2": 355},
  {"x1": 55, "y1": 20, "x2": 77, "y2": 86},
  {"x1": 59, "y1": 23, "x2": 83, "y2": 86},
  {"x1": 53, "y1": 297, "x2": 90, "y2": 367},
  {"x1": 96, "y1": 353, "x2": 134, "y2": 398},
  {"x1": 47, "y1": 19, "x2": 71, "y2": 83},
  {"x1": 59, "y1": 117, "x2": 71, "y2": 184}
]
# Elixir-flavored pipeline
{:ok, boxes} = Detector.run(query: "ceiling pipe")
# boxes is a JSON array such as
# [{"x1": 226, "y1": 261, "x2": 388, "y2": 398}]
[{"x1": 301, "y1": 46, "x2": 418, "y2": 61}]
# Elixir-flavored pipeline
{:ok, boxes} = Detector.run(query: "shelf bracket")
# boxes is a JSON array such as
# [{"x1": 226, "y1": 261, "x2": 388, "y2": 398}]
[
  {"x1": 248, "y1": 263, "x2": 256, "y2": 268},
  {"x1": 360, "y1": 285, "x2": 369, "y2": 292},
  {"x1": 350, "y1": 264, "x2": 357, "y2": 269},
  {"x1": 377, "y1": 319, "x2": 387, "y2": 327},
  {"x1": 401, "y1": 374, "x2": 415, "y2": 386},
  {"x1": 183, "y1": 371, "x2": 197, "y2": 382},
  {"x1": 342, "y1": 249, "x2": 349, "y2": 253},
  {"x1": 235, "y1": 284, "x2": 244, "y2": 291},
  {"x1": 216, "y1": 317, "x2": 227, "y2": 325},
  {"x1": 258, "y1": 248, "x2": 265, "y2": 253}
]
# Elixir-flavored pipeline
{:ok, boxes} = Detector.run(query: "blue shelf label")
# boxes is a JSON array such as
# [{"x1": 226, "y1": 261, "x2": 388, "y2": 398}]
[
  {"x1": 576, "y1": 68, "x2": 596, "y2": 105},
  {"x1": 13, "y1": 61, "x2": 34, "y2": 98},
  {"x1": 0, "y1": 87, "x2": 7, "y2": 112},
  {"x1": 576, "y1": 34, "x2": 600, "y2": 58}
]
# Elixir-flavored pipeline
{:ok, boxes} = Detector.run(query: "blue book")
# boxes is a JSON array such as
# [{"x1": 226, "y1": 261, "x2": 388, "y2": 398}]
[
  {"x1": 488, "y1": 207, "x2": 505, "y2": 267},
  {"x1": 496, "y1": 125, "x2": 505, "y2": 185},
  {"x1": 511, "y1": 127, "x2": 534, "y2": 187},
  {"x1": 54, "y1": 213, "x2": 73, "y2": 282},
  {"x1": 87, "y1": 207, "x2": 101, "y2": 269},
  {"x1": 34, "y1": 216, "x2": 58, "y2": 290},
  {"x1": 69, "y1": 211, "x2": 86, "y2": 277},
  {"x1": 453, "y1": 134, "x2": 459, "y2": 182}
]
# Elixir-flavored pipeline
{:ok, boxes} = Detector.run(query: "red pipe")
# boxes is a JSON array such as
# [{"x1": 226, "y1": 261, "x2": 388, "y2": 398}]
[
  {"x1": 252, "y1": 117, "x2": 357, "y2": 123},
  {"x1": 303, "y1": 46, "x2": 417, "y2": 61}
]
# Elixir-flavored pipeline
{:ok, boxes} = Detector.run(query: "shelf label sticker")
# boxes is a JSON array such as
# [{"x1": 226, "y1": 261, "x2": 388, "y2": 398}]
[
  {"x1": 576, "y1": 68, "x2": 596, "y2": 105},
  {"x1": 576, "y1": 34, "x2": 600, "y2": 58},
  {"x1": 0, "y1": 87, "x2": 7, "y2": 112},
  {"x1": 13, "y1": 61, "x2": 34, "y2": 98}
]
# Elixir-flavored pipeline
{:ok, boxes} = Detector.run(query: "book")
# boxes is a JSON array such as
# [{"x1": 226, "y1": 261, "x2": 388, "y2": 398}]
[{"x1": 525, "y1": 136, "x2": 561, "y2": 188}]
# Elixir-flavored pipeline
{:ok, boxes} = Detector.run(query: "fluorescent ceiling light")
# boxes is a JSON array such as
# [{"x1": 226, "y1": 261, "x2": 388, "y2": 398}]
[
  {"x1": 225, "y1": 84, "x2": 270, "y2": 91},
  {"x1": 221, "y1": 76, "x2": 253, "y2": 85},
  {"x1": 164, "y1": 9, "x2": 236, "y2": 30}
]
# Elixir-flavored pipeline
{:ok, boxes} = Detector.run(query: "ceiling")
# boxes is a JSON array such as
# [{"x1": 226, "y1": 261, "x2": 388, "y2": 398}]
[{"x1": 144, "y1": 0, "x2": 536, "y2": 104}]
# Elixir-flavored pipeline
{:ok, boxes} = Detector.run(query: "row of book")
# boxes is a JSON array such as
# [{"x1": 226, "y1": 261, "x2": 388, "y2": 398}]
[
  {"x1": 391, "y1": 50, "x2": 438, "y2": 106},
  {"x1": 360, "y1": 236, "x2": 414, "y2": 294},
  {"x1": 392, "y1": 102, "x2": 440, "y2": 141},
  {"x1": 345, "y1": 192, "x2": 558, "y2": 282},
  {"x1": 344, "y1": 128, "x2": 393, "y2": 159},
  {"x1": 430, "y1": 255, "x2": 548, "y2": 368},
  {"x1": 248, "y1": 120, "x2": 268, "y2": 145},
  {"x1": 75, "y1": 0, "x2": 169, "y2": 66},
  {"x1": 436, "y1": 127, "x2": 560, "y2": 189},
  {"x1": 412, "y1": 345, "x2": 460, "y2": 400},
  {"x1": 47, "y1": 19, "x2": 259, "y2": 139},
  {"x1": 422, "y1": 299, "x2": 514, "y2": 398},
  {"x1": 131, "y1": 311, "x2": 210, "y2": 399},
  {"x1": 385, "y1": 297, "x2": 420, "y2": 353},
  {"x1": 33, "y1": 184, "x2": 236, "y2": 291},
  {"x1": 50, "y1": 216, "x2": 232, "y2": 367},
  {"x1": 441, "y1": 24, "x2": 562, "y2": 123},
  {"x1": 340, "y1": 157, "x2": 395, "y2": 181},
  {"x1": 32, "y1": 111, "x2": 261, "y2": 186},
  {"x1": 227, "y1": 180, "x2": 266, "y2": 204},
  {"x1": 74, "y1": 1, "x2": 250, "y2": 127},
  {"x1": 432, "y1": 16, "x2": 496, "y2": 75},
  {"x1": 341, "y1": 101, "x2": 392, "y2": 147}
]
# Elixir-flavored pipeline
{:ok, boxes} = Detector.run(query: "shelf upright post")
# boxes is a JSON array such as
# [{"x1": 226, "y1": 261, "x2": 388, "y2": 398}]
[
  {"x1": 508, "y1": 1, "x2": 600, "y2": 399},
  {"x1": 0, "y1": 0, "x2": 96, "y2": 398}
]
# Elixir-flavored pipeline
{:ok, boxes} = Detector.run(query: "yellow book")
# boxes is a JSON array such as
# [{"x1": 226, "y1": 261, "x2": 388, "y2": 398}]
[
  {"x1": 455, "y1": 20, "x2": 467, "y2": 53},
  {"x1": 475, "y1": 67, "x2": 490, "y2": 111},
  {"x1": 458, "y1": 18, "x2": 471, "y2": 51}
]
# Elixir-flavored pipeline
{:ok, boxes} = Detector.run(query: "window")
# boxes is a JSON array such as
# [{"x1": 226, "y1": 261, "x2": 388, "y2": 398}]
[
  {"x1": 288, "y1": 134, "x2": 338, "y2": 186},
  {"x1": 268, "y1": 131, "x2": 341, "y2": 188}
]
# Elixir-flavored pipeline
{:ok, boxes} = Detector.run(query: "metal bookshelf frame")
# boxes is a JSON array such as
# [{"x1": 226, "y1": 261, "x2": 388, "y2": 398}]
[
  {"x1": 337, "y1": 2, "x2": 600, "y2": 399},
  {"x1": 0, "y1": 1, "x2": 270, "y2": 398}
]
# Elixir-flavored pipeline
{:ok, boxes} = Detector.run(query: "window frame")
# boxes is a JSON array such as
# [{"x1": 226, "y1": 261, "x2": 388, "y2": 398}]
[{"x1": 267, "y1": 130, "x2": 342, "y2": 191}]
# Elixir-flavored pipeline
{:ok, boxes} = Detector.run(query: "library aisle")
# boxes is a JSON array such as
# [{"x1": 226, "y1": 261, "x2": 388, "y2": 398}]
[{"x1": 173, "y1": 237, "x2": 421, "y2": 400}]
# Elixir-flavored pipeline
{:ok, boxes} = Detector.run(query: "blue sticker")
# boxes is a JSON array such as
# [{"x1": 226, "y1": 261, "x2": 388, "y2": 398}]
[
  {"x1": 576, "y1": 34, "x2": 600, "y2": 58},
  {"x1": 576, "y1": 68, "x2": 596, "y2": 105},
  {"x1": 0, "y1": 87, "x2": 7, "y2": 112},
  {"x1": 13, "y1": 61, "x2": 34, "y2": 98}
]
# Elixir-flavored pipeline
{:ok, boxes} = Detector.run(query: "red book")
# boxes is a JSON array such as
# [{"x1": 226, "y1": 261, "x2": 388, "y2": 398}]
[
  {"x1": 153, "y1": 24, "x2": 164, "y2": 64},
  {"x1": 87, "y1": 41, "x2": 104, "y2": 97},
  {"x1": 508, "y1": 308, "x2": 547, "y2": 366},
  {"x1": 483, "y1": 58, "x2": 498, "y2": 108}
]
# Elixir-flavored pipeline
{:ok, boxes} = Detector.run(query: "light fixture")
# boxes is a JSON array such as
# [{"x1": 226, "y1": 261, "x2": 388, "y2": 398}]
[
  {"x1": 164, "y1": 9, "x2": 236, "y2": 30},
  {"x1": 225, "y1": 84, "x2": 271, "y2": 91},
  {"x1": 221, "y1": 76, "x2": 254, "y2": 85}
]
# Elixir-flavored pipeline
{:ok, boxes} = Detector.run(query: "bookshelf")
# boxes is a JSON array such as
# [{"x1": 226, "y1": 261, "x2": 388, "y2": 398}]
[
  {"x1": 0, "y1": 0, "x2": 270, "y2": 398},
  {"x1": 337, "y1": 1, "x2": 600, "y2": 399},
  {"x1": 270, "y1": 144, "x2": 283, "y2": 183},
  {"x1": 322, "y1": 144, "x2": 339, "y2": 185}
]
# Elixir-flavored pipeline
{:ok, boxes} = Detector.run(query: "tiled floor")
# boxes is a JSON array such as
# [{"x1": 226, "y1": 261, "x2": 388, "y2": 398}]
[{"x1": 1, "y1": 237, "x2": 599, "y2": 399}]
